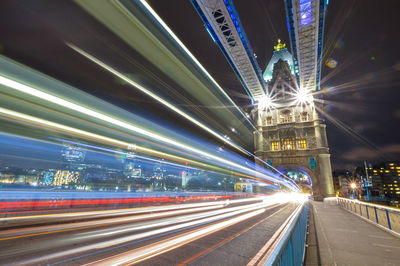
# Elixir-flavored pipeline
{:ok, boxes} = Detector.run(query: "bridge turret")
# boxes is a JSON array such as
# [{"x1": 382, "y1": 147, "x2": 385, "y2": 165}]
[{"x1": 255, "y1": 41, "x2": 334, "y2": 200}]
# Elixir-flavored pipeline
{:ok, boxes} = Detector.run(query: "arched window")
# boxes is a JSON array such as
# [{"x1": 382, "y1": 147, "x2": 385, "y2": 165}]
[
  {"x1": 266, "y1": 116, "x2": 273, "y2": 126},
  {"x1": 301, "y1": 111, "x2": 308, "y2": 122},
  {"x1": 279, "y1": 109, "x2": 292, "y2": 123}
]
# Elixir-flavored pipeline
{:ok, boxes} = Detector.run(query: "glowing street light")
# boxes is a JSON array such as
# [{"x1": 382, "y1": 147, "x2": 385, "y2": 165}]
[{"x1": 350, "y1": 183, "x2": 357, "y2": 189}]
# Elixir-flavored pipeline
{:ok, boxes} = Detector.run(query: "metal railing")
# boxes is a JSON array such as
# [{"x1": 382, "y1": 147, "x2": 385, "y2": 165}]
[
  {"x1": 337, "y1": 197, "x2": 400, "y2": 237},
  {"x1": 249, "y1": 200, "x2": 309, "y2": 266}
]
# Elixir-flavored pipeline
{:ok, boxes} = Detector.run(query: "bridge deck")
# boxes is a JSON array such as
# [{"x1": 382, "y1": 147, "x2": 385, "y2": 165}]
[{"x1": 306, "y1": 201, "x2": 400, "y2": 265}]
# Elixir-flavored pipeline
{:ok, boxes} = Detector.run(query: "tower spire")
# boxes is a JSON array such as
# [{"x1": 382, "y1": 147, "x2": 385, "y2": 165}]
[{"x1": 274, "y1": 39, "x2": 286, "y2": 51}]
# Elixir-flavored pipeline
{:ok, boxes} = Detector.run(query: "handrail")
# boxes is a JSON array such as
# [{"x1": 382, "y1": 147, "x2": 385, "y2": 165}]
[
  {"x1": 248, "y1": 200, "x2": 309, "y2": 265},
  {"x1": 337, "y1": 197, "x2": 400, "y2": 237}
]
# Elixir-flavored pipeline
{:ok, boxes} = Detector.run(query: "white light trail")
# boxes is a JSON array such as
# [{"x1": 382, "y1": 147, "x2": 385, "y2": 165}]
[
  {"x1": 21, "y1": 200, "x2": 276, "y2": 264},
  {"x1": 138, "y1": 0, "x2": 255, "y2": 130},
  {"x1": 0, "y1": 200, "x2": 226, "y2": 223},
  {"x1": 74, "y1": 200, "x2": 275, "y2": 239},
  {"x1": 66, "y1": 43, "x2": 250, "y2": 156},
  {"x1": 0, "y1": 76, "x2": 280, "y2": 184},
  {"x1": 88, "y1": 209, "x2": 266, "y2": 265},
  {"x1": 0, "y1": 107, "x2": 274, "y2": 184},
  {"x1": 1, "y1": 204, "x2": 224, "y2": 239}
]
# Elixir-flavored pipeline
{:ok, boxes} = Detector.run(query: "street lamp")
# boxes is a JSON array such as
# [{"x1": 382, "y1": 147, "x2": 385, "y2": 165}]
[{"x1": 350, "y1": 182, "x2": 357, "y2": 199}]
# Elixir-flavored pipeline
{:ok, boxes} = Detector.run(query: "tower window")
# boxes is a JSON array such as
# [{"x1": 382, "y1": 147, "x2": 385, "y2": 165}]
[
  {"x1": 271, "y1": 141, "x2": 280, "y2": 151},
  {"x1": 281, "y1": 138, "x2": 295, "y2": 150},
  {"x1": 297, "y1": 139, "x2": 307, "y2": 149},
  {"x1": 279, "y1": 109, "x2": 292, "y2": 123},
  {"x1": 266, "y1": 116, "x2": 272, "y2": 126},
  {"x1": 301, "y1": 112, "x2": 309, "y2": 122}
]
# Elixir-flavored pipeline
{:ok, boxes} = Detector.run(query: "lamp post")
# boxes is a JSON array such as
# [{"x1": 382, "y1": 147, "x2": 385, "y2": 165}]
[{"x1": 350, "y1": 182, "x2": 357, "y2": 199}]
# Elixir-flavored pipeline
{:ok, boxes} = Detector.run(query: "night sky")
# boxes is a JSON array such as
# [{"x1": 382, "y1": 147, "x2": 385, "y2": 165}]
[
  {"x1": 0, "y1": 0, "x2": 399, "y2": 171},
  {"x1": 147, "y1": 0, "x2": 400, "y2": 170}
]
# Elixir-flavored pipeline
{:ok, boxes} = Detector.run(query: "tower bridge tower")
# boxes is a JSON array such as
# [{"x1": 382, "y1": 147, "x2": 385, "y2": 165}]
[{"x1": 254, "y1": 41, "x2": 334, "y2": 200}]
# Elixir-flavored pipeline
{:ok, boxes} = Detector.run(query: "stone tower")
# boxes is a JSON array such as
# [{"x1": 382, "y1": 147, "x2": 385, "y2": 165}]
[{"x1": 254, "y1": 41, "x2": 334, "y2": 200}]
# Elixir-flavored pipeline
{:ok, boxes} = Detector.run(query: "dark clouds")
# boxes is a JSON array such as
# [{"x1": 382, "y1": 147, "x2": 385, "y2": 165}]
[{"x1": 343, "y1": 144, "x2": 400, "y2": 161}]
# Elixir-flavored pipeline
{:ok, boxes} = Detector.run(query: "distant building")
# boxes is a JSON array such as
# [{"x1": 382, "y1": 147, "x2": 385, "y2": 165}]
[
  {"x1": 40, "y1": 170, "x2": 56, "y2": 185},
  {"x1": 52, "y1": 170, "x2": 80, "y2": 186},
  {"x1": 368, "y1": 162, "x2": 400, "y2": 207},
  {"x1": 332, "y1": 170, "x2": 353, "y2": 197},
  {"x1": 61, "y1": 144, "x2": 86, "y2": 170}
]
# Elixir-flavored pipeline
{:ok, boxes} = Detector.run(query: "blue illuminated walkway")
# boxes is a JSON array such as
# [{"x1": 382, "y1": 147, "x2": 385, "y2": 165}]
[{"x1": 305, "y1": 201, "x2": 400, "y2": 265}]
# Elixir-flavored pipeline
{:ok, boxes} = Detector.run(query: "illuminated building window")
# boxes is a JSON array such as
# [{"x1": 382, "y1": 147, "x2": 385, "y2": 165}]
[
  {"x1": 271, "y1": 141, "x2": 280, "y2": 151},
  {"x1": 297, "y1": 139, "x2": 307, "y2": 149},
  {"x1": 281, "y1": 138, "x2": 295, "y2": 150},
  {"x1": 299, "y1": 0, "x2": 312, "y2": 27}
]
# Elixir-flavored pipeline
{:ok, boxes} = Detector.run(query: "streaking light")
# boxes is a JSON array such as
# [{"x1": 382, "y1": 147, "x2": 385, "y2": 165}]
[
  {"x1": 0, "y1": 107, "x2": 292, "y2": 186},
  {"x1": 295, "y1": 88, "x2": 313, "y2": 104},
  {"x1": 258, "y1": 95, "x2": 274, "y2": 110},
  {"x1": 137, "y1": 0, "x2": 254, "y2": 129},
  {"x1": 0, "y1": 76, "x2": 255, "y2": 176},
  {"x1": 66, "y1": 43, "x2": 250, "y2": 156}
]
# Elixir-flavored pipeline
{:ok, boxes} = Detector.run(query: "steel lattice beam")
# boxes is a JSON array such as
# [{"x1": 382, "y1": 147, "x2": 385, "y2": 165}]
[
  {"x1": 284, "y1": 0, "x2": 328, "y2": 91},
  {"x1": 192, "y1": 0, "x2": 266, "y2": 103}
]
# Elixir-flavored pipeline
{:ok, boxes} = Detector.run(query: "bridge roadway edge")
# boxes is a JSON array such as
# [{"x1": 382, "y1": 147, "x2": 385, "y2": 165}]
[
  {"x1": 305, "y1": 201, "x2": 400, "y2": 266},
  {"x1": 136, "y1": 203, "x2": 298, "y2": 266}
]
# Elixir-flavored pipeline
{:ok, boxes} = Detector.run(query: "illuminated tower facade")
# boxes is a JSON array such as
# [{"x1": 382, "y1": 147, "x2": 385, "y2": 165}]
[{"x1": 254, "y1": 41, "x2": 334, "y2": 200}]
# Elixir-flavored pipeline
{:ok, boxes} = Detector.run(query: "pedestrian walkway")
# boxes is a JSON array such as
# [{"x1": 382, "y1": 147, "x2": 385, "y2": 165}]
[{"x1": 305, "y1": 201, "x2": 400, "y2": 266}]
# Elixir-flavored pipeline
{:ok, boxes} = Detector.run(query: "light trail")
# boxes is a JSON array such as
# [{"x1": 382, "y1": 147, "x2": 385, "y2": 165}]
[
  {"x1": 176, "y1": 206, "x2": 288, "y2": 266},
  {"x1": 20, "y1": 198, "x2": 282, "y2": 265},
  {"x1": 86, "y1": 209, "x2": 266, "y2": 265},
  {"x1": 137, "y1": 0, "x2": 256, "y2": 130},
  {"x1": 0, "y1": 201, "x2": 223, "y2": 221},
  {"x1": 66, "y1": 43, "x2": 251, "y2": 156},
  {"x1": 1, "y1": 197, "x2": 270, "y2": 238},
  {"x1": 72, "y1": 200, "x2": 276, "y2": 239},
  {"x1": 0, "y1": 204, "x2": 225, "y2": 241},
  {"x1": 0, "y1": 104, "x2": 286, "y2": 186}
]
